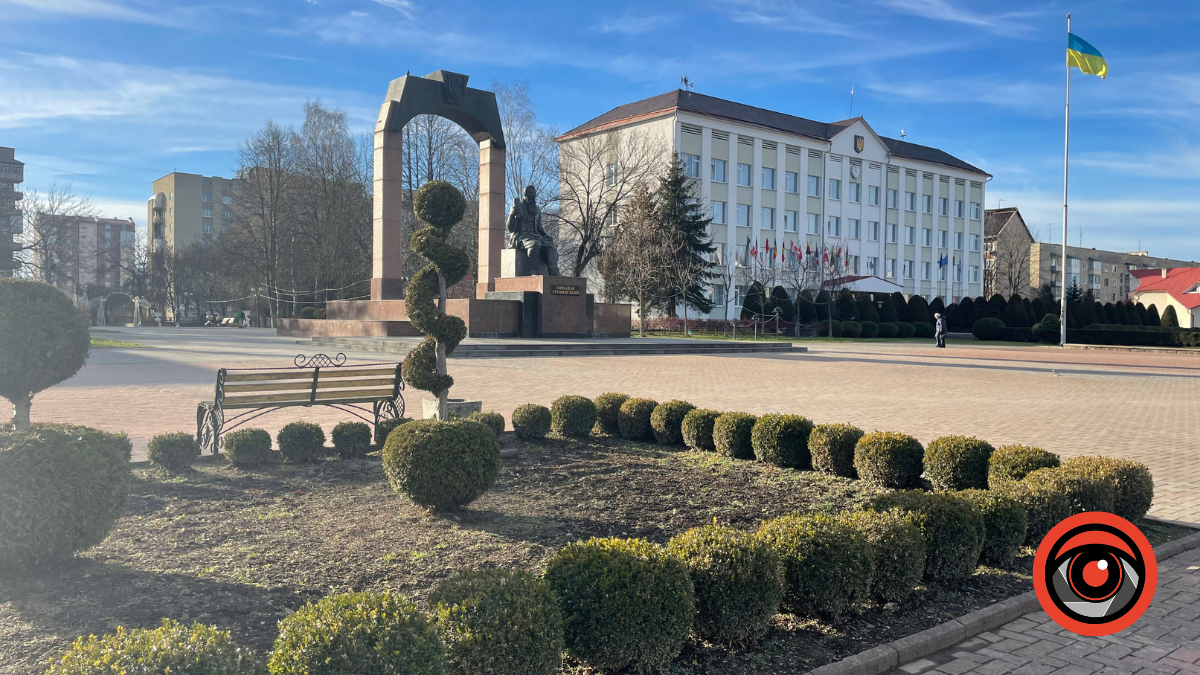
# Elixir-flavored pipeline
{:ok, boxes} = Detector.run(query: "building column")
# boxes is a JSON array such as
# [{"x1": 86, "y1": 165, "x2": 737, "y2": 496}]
[
  {"x1": 476, "y1": 139, "x2": 507, "y2": 297},
  {"x1": 727, "y1": 132, "x2": 739, "y2": 320},
  {"x1": 371, "y1": 101, "x2": 405, "y2": 300},
  {"x1": 751, "y1": 138, "x2": 762, "y2": 272},
  {"x1": 775, "y1": 140, "x2": 785, "y2": 273}
]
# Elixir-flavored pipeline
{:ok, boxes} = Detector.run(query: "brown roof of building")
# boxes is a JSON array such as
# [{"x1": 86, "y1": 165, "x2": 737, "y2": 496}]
[
  {"x1": 984, "y1": 207, "x2": 1019, "y2": 238},
  {"x1": 557, "y1": 90, "x2": 989, "y2": 176}
]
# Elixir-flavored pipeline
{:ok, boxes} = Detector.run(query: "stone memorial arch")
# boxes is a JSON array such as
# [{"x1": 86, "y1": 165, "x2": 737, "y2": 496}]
[{"x1": 371, "y1": 70, "x2": 507, "y2": 300}]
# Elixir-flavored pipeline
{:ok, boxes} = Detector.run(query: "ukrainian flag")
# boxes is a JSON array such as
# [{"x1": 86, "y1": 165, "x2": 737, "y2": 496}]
[{"x1": 1067, "y1": 33, "x2": 1108, "y2": 79}]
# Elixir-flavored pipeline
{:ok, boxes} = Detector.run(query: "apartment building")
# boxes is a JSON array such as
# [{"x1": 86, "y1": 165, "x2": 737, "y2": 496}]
[
  {"x1": 556, "y1": 90, "x2": 990, "y2": 318},
  {"x1": 148, "y1": 172, "x2": 236, "y2": 254},
  {"x1": 1030, "y1": 244, "x2": 1198, "y2": 302},
  {"x1": 33, "y1": 214, "x2": 137, "y2": 294},
  {"x1": 0, "y1": 147, "x2": 23, "y2": 277}
]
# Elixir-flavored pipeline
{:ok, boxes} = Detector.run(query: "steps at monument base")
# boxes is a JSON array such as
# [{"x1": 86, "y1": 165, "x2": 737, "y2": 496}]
[{"x1": 303, "y1": 336, "x2": 801, "y2": 358}]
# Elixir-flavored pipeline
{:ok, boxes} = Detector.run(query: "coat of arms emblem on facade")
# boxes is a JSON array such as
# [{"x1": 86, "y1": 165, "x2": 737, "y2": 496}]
[
  {"x1": 443, "y1": 72, "x2": 467, "y2": 104},
  {"x1": 854, "y1": 135, "x2": 865, "y2": 153}
]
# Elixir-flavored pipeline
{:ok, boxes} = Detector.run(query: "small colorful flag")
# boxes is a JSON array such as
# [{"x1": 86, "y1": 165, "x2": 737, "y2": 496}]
[{"x1": 1067, "y1": 33, "x2": 1108, "y2": 79}]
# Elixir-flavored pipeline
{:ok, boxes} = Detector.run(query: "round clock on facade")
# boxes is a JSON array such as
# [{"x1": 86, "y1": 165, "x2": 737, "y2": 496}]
[{"x1": 850, "y1": 164, "x2": 861, "y2": 179}]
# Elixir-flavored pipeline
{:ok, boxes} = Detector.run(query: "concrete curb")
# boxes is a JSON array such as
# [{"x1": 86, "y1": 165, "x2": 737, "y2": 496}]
[
  {"x1": 1063, "y1": 343, "x2": 1200, "y2": 356},
  {"x1": 807, "y1": 530, "x2": 1200, "y2": 675}
]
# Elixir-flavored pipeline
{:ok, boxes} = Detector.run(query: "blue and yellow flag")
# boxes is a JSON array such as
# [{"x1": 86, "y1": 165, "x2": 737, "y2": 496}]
[{"x1": 1067, "y1": 33, "x2": 1108, "y2": 79}]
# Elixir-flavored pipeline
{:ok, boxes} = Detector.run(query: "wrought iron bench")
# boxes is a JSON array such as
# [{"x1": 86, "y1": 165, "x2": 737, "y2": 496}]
[{"x1": 196, "y1": 353, "x2": 405, "y2": 454}]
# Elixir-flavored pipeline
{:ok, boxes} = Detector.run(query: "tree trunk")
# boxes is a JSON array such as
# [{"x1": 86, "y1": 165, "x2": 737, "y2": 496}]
[
  {"x1": 436, "y1": 274, "x2": 448, "y2": 420},
  {"x1": 638, "y1": 295, "x2": 646, "y2": 337},
  {"x1": 11, "y1": 395, "x2": 32, "y2": 431}
]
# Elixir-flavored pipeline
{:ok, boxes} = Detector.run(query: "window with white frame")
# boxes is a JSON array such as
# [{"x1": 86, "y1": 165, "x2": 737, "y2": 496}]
[
  {"x1": 606, "y1": 163, "x2": 618, "y2": 186},
  {"x1": 939, "y1": 197, "x2": 949, "y2": 216},
  {"x1": 736, "y1": 246, "x2": 748, "y2": 265},
  {"x1": 887, "y1": 188, "x2": 898, "y2": 208},
  {"x1": 737, "y1": 163, "x2": 752, "y2": 186},
  {"x1": 735, "y1": 285, "x2": 746, "y2": 305},
  {"x1": 867, "y1": 257, "x2": 878, "y2": 275},
  {"x1": 807, "y1": 213, "x2": 820, "y2": 234},
  {"x1": 954, "y1": 199, "x2": 964, "y2": 218},
  {"x1": 785, "y1": 171, "x2": 799, "y2": 193},
  {"x1": 202, "y1": 209, "x2": 213, "y2": 219},
  {"x1": 202, "y1": 222, "x2": 213, "y2": 235},
  {"x1": 761, "y1": 207, "x2": 775, "y2": 230},
  {"x1": 905, "y1": 225, "x2": 915, "y2": 245},
  {"x1": 886, "y1": 223, "x2": 898, "y2": 243},
  {"x1": 970, "y1": 233, "x2": 981, "y2": 251},
  {"x1": 848, "y1": 218, "x2": 861, "y2": 238},
  {"x1": 203, "y1": 194, "x2": 212, "y2": 202},
  {"x1": 886, "y1": 258, "x2": 897, "y2": 278},
  {"x1": 868, "y1": 185, "x2": 880, "y2": 206},
  {"x1": 849, "y1": 255, "x2": 860, "y2": 274},
  {"x1": 681, "y1": 153, "x2": 701, "y2": 178},
  {"x1": 867, "y1": 221, "x2": 880, "y2": 241},
  {"x1": 939, "y1": 230, "x2": 948, "y2": 248},
  {"x1": 761, "y1": 167, "x2": 776, "y2": 190},
  {"x1": 828, "y1": 178, "x2": 841, "y2": 200},
  {"x1": 969, "y1": 265, "x2": 980, "y2": 283},
  {"x1": 921, "y1": 261, "x2": 931, "y2": 280},
  {"x1": 938, "y1": 263, "x2": 947, "y2": 281},
  {"x1": 905, "y1": 191, "x2": 916, "y2": 211},
  {"x1": 737, "y1": 204, "x2": 751, "y2": 227},
  {"x1": 903, "y1": 260, "x2": 914, "y2": 279},
  {"x1": 711, "y1": 201, "x2": 727, "y2": 224},
  {"x1": 221, "y1": 195, "x2": 232, "y2": 205},
  {"x1": 848, "y1": 182, "x2": 861, "y2": 203},
  {"x1": 827, "y1": 216, "x2": 841, "y2": 236},
  {"x1": 784, "y1": 210, "x2": 798, "y2": 232},
  {"x1": 223, "y1": 210, "x2": 232, "y2": 219},
  {"x1": 711, "y1": 158, "x2": 727, "y2": 183},
  {"x1": 922, "y1": 194, "x2": 933, "y2": 213},
  {"x1": 922, "y1": 228, "x2": 932, "y2": 247},
  {"x1": 970, "y1": 202, "x2": 982, "y2": 220},
  {"x1": 807, "y1": 175, "x2": 821, "y2": 196},
  {"x1": 955, "y1": 231, "x2": 964, "y2": 249}
]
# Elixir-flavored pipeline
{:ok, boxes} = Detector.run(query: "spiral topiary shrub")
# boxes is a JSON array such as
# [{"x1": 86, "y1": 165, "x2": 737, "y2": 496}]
[
  {"x1": 147, "y1": 431, "x2": 199, "y2": 472},
  {"x1": 592, "y1": 393, "x2": 629, "y2": 434},
  {"x1": 331, "y1": 421, "x2": 371, "y2": 458},
  {"x1": 958, "y1": 489, "x2": 1028, "y2": 567},
  {"x1": 809, "y1": 423, "x2": 864, "y2": 478},
  {"x1": 713, "y1": 412, "x2": 757, "y2": 459},
  {"x1": 667, "y1": 525, "x2": 784, "y2": 645},
  {"x1": 47, "y1": 619, "x2": 260, "y2": 675},
  {"x1": 1024, "y1": 466, "x2": 1116, "y2": 516},
  {"x1": 224, "y1": 428, "x2": 272, "y2": 468},
  {"x1": 430, "y1": 569, "x2": 564, "y2": 675},
  {"x1": 994, "y1": 481, "x2": 1073, "y2": 546},
  {"x1": 750, "y1": 413, "x2": 814, "y2": 468},
  {"x1": 757, "y1": 514, "x2": 873, "y2": 619},
  {"x1": 854, "y1": 431, "x2": 924, "y2": 488},
  {"x1": 869, "y1": 491, "x2": 984, "y2": 585},
  {"x1": 650, "y1": 399, "x2": 696, "y2": 446},
  {"x1": 544, "y1": 537, "x2": 694, "y2": 673},
  {"x1": 681, "y1": 409, "x2": 721, "y2": 451},
  {"x1": 987, "y1": 445, "x2": 1060, "y2": 487},
  {"x1": 551, "y1": 395, "x2": 597, "y2": 437},
  {"x1": 512, "y1": 403, "x2": 551, "y2": 440},
  {"x1": 269, "y1": 591, "x2": 445, "y2": 675},
  {"x1": 1060, "y1": 456, "x2": 1154, "y2": 521},
  {"x1": 382, "y1": 419, "x2": 500, "y2": 510},
  {"x1": 466, "y1": 411, "x2": 505, "y2": 436},
  {"x1": 924, "y1": 436, "x2": 994, "y2": 491},
  {"x1": 375, "y1": 417, "x2": 413, "y2": 445},
  {"x1": 617, "y1": 397, "x2": 658, "y2": 441},
  {"x1": 0, "y1": 424, "x2": 131, "y2": 570},
  {"x1": 843, "y1": 509, "x2": 925, "y2": 603},
  {"x1": 277, "y1": 421, "x2": 325, "y2": 463}
]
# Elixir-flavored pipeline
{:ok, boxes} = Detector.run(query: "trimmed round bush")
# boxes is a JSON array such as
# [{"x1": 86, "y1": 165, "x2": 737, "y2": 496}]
[
  {"x1": 841, "y1": 321, "x2": 862, "y2": 338},
  {"x1": 912, "y1": 322, "x2": 936, "y2": 339},
  {"x1": 860, "y1": 321, "x2": 880, "y2": 338},
  {"x1": 618, "y1": 397, "x2": 658, "y2": 441},
  {"x1": 430, "y1": 569, "x2": 564, "y2": 675},
  {"x1": 713, "y1": 412, "x2": 757, "y2": 459},
  {"x1": 995, "y1": 481, "x2": 1072, "y2": 546},
  {"x1": 47, "y1": 619, "x2": 260, "y2": 675},
  {"x1": 681, "y1": 409, "x2": 721, "y2": 451},
  {"x1": 269, "y1": 591, "x2": 445, "y2": 675},
  {"x1": 810, "y1": 423, "x2": 864, "y2": 478},
  {"x1": 650, "y1": 399, "x2": 696, "y2": 446},
  {"x1": 375, "y1": 417, "x2": 413, "y2": 445},
  {"x1": 331, "y1": 421, "x2": 371, "y2": 458},
  {"x1": 545, "y1": 537, "x2": 694, "y2": 673},
  {"x1": 818, "y1": 319, "x2": 843, "y2": 337},
  {"x1": 466, "y1": 411, "x2": 505, "y2": 436},
  {"x1": 869, "y1": 491, "x2": 984, "y2": 585},
  {"x1": 147, "y1": 431, "x2": 199, "y2": 472},
  {"x1": 277, "y1": 421, "x2": 325, "y2": 463},
  {"x1": 551, "y1": 395, "x2": 597, "y2": 437},
  {"x1": 958, "y1": 489, "x2": 1028, "y2": 567},
  {"x1": 224, "y1": 428, "x2": 272, "y2": 468},
  {"x1": 1060, "y1": 456, "x2": 1154, "y2": 521},
  {"x1": 298, "y1": 306, "x2": 316, "y2": 319},
  {"x1": 0, "y1": 424, "x2": 131, "y2": 570},
  {"x1": 668, "y1": 525, "x2": 784, "y2": 645},
  {"x1": 895, "y1": 322, "x2": 916, "y2": 338},
  {"x1": 972, "y1": 317, "x2": 1006, "y2": 340},
  {"x1": 382, "y1": 419, "x2": 500, "y2": 510},
  {"x1": 878, "y1": 322, "x2": 899, "y2": 338},
  {"x1": 751, "y1": 413, "x2": 814, "y2": 468},
  {"x1": 924, "y1": 436, "x2": 994, "y2": 491},
  {"x1": 988, "y1": 445, "x2": 1060, "y2": 487},
  {"x1": 843, "y1": 509, "x2": 925, "y2": 604},
  {"x1": 592, "y1": 392, "x2": 629, "y2": 434},
  {"x1": 512, "y1": 403, "x2": 551, "y2": 440},
  {"x1": 854, "y1": 431, "x2": 924, "y2": 488},
  {"x1": 757, "y1": 514, "x2": 873, "y2": 619},
  {"x1": 1024, "y1": 466, "x2": 1116, "y2": 516}
]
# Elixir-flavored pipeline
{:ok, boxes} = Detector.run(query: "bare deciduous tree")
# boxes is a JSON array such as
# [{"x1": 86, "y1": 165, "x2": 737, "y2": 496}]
[
  {"x1": 490, "y1": 80, "x2": 559, "y2": 208},
  {"x1": 17, "y1": 182, "x2": 96, "y2": 289},
  {"x1": 598, "y1": 184, "x2": 672, "y2": 337}
]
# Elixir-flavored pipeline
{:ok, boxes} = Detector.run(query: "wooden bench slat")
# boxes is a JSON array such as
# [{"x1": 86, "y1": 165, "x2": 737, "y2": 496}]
[
  {"x1": 223, "y1": 366, "x2": 396, "y2": 382},
  {"x1": 315, "y1": 367, "x2": 398, "y2": 379},
  {"x1": 223, "y1": 377, "x2": 396, "y2": 394},
  {"x1": 222, "y1": 388, "x2": 395, "y2": 407},
  {"x1": 222, "y1": 394, "x2": 397, "y2": 409}
]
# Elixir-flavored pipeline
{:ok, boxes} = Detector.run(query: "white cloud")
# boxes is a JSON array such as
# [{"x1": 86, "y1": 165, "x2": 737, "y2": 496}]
[
  {"x1": 596, "y1": 12, "x2": 671, "y2": 35},
  {"x1": 875, "y1": 0, "x2": 1044, "y2": 37},
  {"x1": 0, "y1": 0, "x2": 166, "y2": 24},
  {"x1": 715, "y1": 0, "x2": 858, "y2": 37},
  {"x1": 366, "y1": 0, "x2": 415, "y2": 18}
]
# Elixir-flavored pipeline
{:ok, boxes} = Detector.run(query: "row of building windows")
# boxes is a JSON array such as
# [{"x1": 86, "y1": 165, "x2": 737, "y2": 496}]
[
  {"x1": 200, "y1": 194, "x2": 233, "y2": 204},
  {"x1": 719, "y1": 241, "x2": 983, "y2": 284}
]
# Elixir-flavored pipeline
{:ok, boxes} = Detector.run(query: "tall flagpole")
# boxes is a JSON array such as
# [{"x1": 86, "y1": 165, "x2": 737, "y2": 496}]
[{"x1": 1060, "y1": 13, "x2": 1071, "y2": 346}]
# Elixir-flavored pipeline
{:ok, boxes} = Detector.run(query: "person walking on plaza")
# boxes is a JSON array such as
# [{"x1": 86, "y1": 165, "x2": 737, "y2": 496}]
[
  {"x1": 235, "y1": 308, "x2": 246, "y2": 328},
  {"x1": 934, "y1": 312, "x2": 947, "y2": 348}
]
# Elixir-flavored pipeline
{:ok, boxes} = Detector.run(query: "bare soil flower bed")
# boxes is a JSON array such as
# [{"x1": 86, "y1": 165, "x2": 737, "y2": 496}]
[{"x1": 0, "y1": 435, "x2": 1190, "y2": 674}]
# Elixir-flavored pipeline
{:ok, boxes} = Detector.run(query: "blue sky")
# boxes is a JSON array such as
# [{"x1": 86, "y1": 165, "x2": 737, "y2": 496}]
[{"x1": 3, "y1": 0, "x2": 1198, "y2": 259}]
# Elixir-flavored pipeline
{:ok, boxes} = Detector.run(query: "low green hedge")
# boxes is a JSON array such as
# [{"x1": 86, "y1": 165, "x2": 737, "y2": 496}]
[
  {"x1": 1024, "y1": 466, "x2": 1116, "y2": 515},
  {"x1": 430, "y1": 569, "x2": 564, "y2": 675},
  {"x1": 751, "y1": 413, "x2": 814, "y2": 468},
  {"x1": 512, "y1": 403, "x2": 552, "y2": 440},
  {"x1": 1060, "y1": 456, "x2": 1154, "y2": 521},
  {"x1": 651, "y1": 400, "x2": 696, "y2": 446},
  {"x1": 912, "y1": 322, "x2": 936, "y2": 339},
  {"x1": 375, "y1": 417, "x2": 413, "y2": 445},
  {"x1": 924, "y1": 436, "x2": 994, "y2": 490},
  {"x1": 545, "y1": 537, "x2": 694, "y2": 673},
  {"x1": 854, "y1": 431, "x2": 924, "y2": 488},
  {"x1": 994, "y1": 481, "x2": 1073, "y2": 546},
  {"x1": 148, "y1": 431, "x2": 199, "y2": 472},
  {"x1": 895, "y1": 322, "x2": 916, "y2": 338},
  {"x1": 382, "y1": 419, "x2": 500, "y2": 510},
  {"x1": 466, "y1": 411, "x2": 505, "y2": 436},
  {"x1": 809, "y1": 423, "x2": 863, "y2": 478},
  {"x1": 869, "y1": 491, "x2": 984, "y2": 585},
  {"x1": 681, "y1": 409, "x2": 721, "y2": 451},
  {"x1": 757, "y1": 514, "x2": 873, "y2": 619},
  {"x1": 841, "y1": 321, "x2": 862, "y2": 338},
  {"x1": 878, "y1": 322, "x2": 899, "y2": 338},
  {"x1": 987, "y1": 445, "x2": 1060, "y2": 487},
  {"x1": 269, "y1": 591, "x2": 445, "y2": 675},
  {"x1": 713, "y1": 412, "x2": 757, "y2": 459},
  {"x1": 48, "y1": 619, "x2": 261, "y2": 675},
  {"x1": 860, "y1": 321, "x2": 880, "y2": 338},
  {"x1": 958, "y1": 489, "x2": 1028, "y2": 568},
  {"x1": 224, "y1": 428, "x2": 272, "y2": 468},
  {"x1": 593, "y1": 393, "x2": 629, "y2": 434},
  {"x1": 618, "y1": 397, "x2": 658, "y2": 441},
  {"x1": 843, "y1": 509, "x2": 925, "y2": 604},
  {"x1": 277, "y1": 421, "x2": 325, "y2": 463},
  {"x1": 551, "y1": 395, "x2": 597, "y2": 437},
  {"x1": 668, "y1": 525, "x2": 784, "y2": 645},
  {"x1": 331, "y1": 421, "x2": 371, "y2": 458},
  {"x1": 817, "y1": 319, "x2": 843, "y2": 337},
  {"x1": 972, "y1": 318, "x2": 1006, "y2": 340}
]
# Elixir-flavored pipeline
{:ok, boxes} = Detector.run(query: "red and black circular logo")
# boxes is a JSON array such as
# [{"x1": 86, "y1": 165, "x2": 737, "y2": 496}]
[{"x1": 1033, "y1": 512, "x2": 1157, "y2": 636}]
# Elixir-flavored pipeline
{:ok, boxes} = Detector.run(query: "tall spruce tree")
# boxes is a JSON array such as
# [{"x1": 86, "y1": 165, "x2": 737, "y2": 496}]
[{"x1": 657, "y1": 154, "x2": 716, "y2": 316}]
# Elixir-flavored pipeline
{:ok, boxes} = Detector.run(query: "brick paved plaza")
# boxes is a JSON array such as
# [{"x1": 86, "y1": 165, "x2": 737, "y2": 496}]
[{"x1": 42, "y1": 327, "x2": 1200, "y2": 525}]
